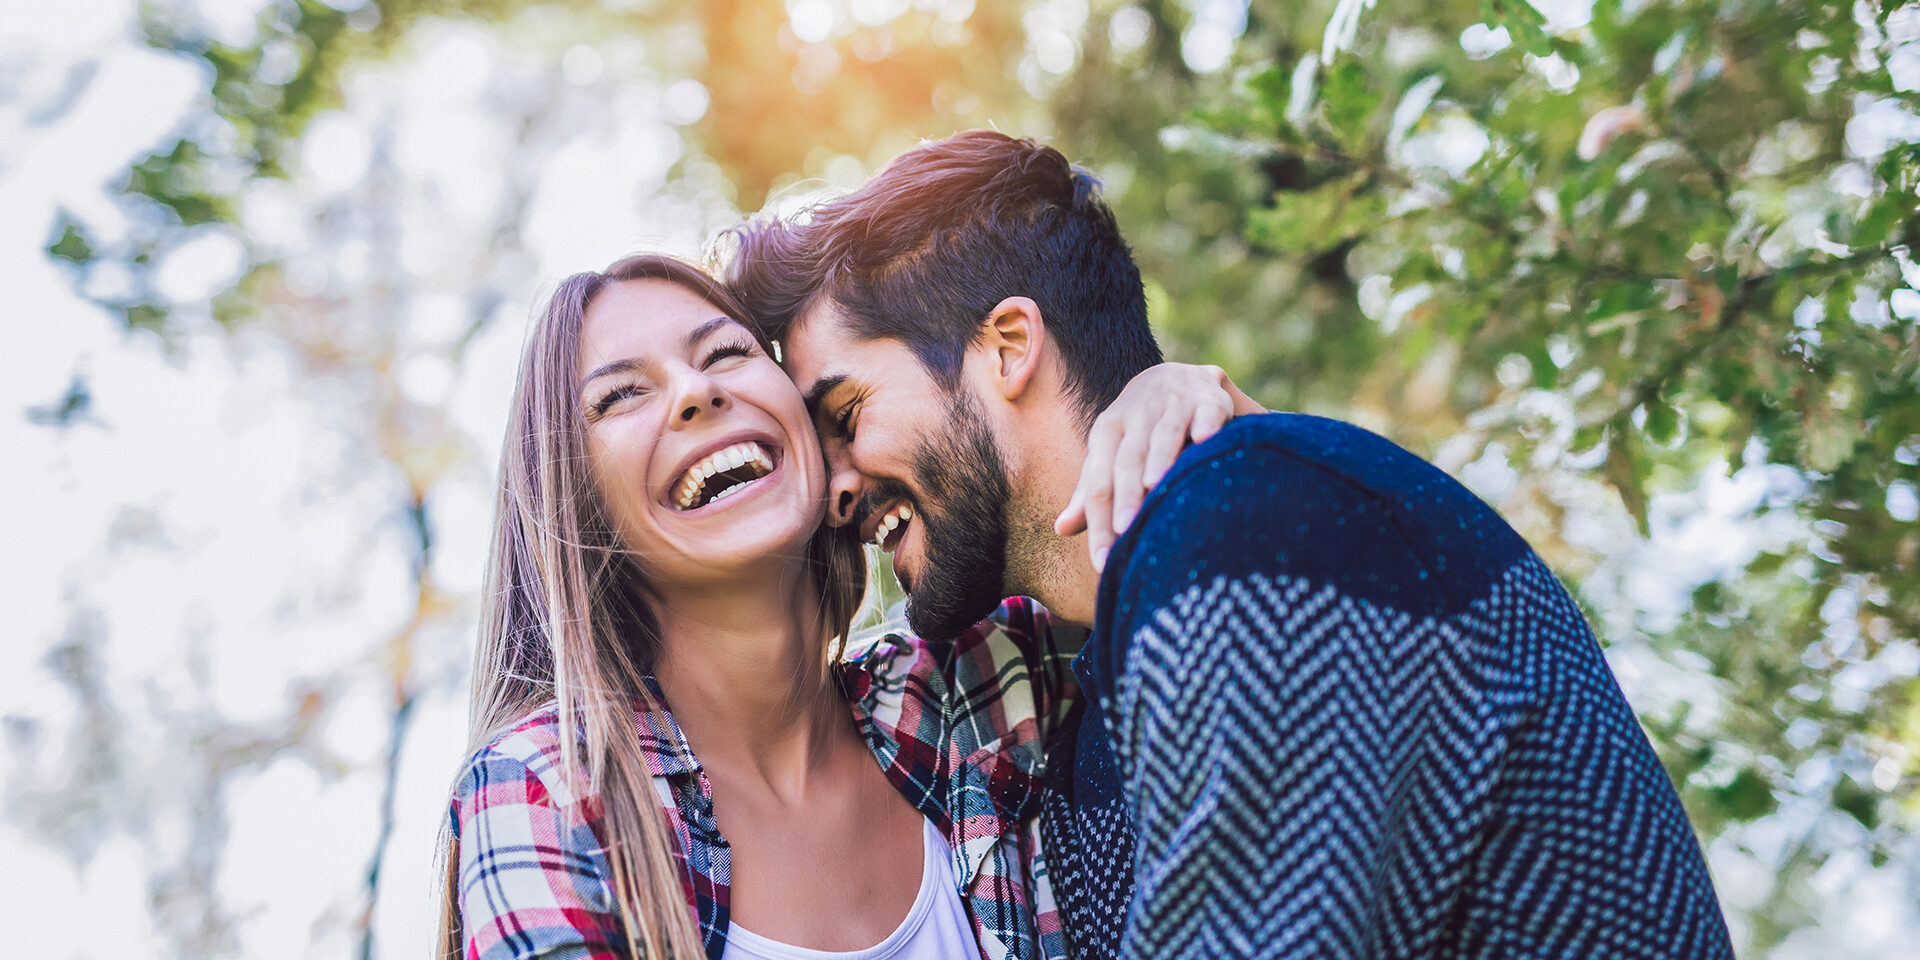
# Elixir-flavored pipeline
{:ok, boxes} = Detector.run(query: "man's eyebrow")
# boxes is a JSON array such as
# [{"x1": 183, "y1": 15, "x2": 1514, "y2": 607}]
[{"x1": 802, "y1": 374, "x2": 850, "y2": 419}]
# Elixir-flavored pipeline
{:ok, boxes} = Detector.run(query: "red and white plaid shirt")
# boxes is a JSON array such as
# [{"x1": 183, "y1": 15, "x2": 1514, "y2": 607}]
[{"x1": 450, "y1": 597, "x2": 1083, "y2": 960}]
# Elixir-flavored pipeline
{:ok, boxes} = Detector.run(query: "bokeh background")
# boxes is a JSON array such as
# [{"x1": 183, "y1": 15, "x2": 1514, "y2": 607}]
[{"x1": 4, "y1": 0, "x2": 1918, "y2": 956}]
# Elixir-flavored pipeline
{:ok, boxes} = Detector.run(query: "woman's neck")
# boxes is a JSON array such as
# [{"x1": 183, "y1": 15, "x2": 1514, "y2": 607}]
[{"x1": 648, "y1": 563, "x2": 852, "y2": 802}]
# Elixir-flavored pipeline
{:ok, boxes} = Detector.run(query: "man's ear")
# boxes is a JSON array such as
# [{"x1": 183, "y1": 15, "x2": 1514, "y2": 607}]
[{"x1": 981, "y1": 296, "x2": 1046, "y2": 402}]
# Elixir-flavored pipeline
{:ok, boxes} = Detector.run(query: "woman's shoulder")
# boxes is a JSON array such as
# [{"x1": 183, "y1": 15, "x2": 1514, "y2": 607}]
[
  {"x1": 452, "y1": 703, "x2": 585, "y2": 812},
  {"x1": 469, "y1": 702, "x2": 566, "y2": 761}
]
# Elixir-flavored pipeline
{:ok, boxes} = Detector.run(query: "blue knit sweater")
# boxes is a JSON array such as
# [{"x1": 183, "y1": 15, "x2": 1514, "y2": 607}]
[{"x1": 1041, "y1": 413, "x2": 1733, "y2": 959}]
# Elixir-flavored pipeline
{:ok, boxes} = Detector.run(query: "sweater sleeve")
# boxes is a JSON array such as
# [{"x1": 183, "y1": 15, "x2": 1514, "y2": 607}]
[{"x1": 1084, "y1": 437, "x2": 1497, "y2": 960}]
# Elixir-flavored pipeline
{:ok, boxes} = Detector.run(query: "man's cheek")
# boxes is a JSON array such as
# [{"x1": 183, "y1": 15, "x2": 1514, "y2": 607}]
[{"x1": 868, "y1": 424, "x2": 922, "y2": 480}]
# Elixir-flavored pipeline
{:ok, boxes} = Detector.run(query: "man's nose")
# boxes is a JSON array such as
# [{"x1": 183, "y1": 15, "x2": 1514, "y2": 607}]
[{"x1": 823, "y1": 447, "x2": 862, "y2": 528}]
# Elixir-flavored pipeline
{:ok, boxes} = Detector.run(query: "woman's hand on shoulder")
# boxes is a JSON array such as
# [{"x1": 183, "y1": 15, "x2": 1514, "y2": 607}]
[{"x1": 1055, "y1": 362, "x2": 1265, "y2": 572}]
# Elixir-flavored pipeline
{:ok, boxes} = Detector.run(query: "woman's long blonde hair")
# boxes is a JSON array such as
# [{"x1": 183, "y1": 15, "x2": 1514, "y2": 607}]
[{"x1": 435, "y1": 254, "x2": 868, "y2": 959}]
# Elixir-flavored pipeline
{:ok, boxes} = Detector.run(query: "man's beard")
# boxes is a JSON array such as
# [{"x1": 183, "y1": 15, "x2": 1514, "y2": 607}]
[{"x1": 857, "y1": 389, "x2": 1015, "y2": 641}]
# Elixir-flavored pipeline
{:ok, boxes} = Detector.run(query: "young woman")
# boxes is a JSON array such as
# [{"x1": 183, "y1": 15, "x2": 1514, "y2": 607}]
[{"x1": 436, "y1": 254, "x2": 1241, "y2": 960}]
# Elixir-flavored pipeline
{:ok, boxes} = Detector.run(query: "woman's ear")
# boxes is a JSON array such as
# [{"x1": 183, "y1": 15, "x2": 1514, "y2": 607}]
[{"x1": 981, "y1": 296, "x2": 1046, "y2": 401}]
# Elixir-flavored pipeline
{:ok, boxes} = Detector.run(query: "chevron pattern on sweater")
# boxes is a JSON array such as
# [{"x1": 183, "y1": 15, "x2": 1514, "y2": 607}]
[{"x1": 1101, "y1": 557, "x2": 1733, "y2": 960}]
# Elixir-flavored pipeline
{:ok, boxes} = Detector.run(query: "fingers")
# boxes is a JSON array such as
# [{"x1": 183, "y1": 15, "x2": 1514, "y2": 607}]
[
  {"x1": 1083, "y1": 466, "x2": 1116, "y2": 575},
  {"x1": 1074, "y1": 412, "x2": 1124, "y2": 570},
  {"x1": 1140, "y1": 408, "x2": 1191, "y2": 490},
  {"x1": 1055, "y1": 486, "x2": 1087, "y2": 536},
  {"x1": 1108, "y1": 412, "x2": 1157, "y2": 540},
  {"x1": 1189, "y1": 393, "x2": 1231, "y2": 445},
  {"x1": 1068, "y1": 362, "x2": 1246, "y2": 574}
]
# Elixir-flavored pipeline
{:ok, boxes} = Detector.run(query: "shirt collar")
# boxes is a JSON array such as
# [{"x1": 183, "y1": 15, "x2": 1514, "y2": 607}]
[{"x1": 635, "y1": 675, "x2": 704, "y2": 778}]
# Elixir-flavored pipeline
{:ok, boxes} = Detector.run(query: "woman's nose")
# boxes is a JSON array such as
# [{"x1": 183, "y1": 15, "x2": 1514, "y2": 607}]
[
  {"x1": 679, "y1": 395, "x2": 724, "y2": 422},
  {"x1": 670, "y1": 370, "x2": 729, "y2": 425}
]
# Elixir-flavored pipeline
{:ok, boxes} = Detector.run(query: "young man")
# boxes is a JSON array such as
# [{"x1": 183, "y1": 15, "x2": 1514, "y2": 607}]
[{"x1": 729, "y1": 131, "x2": 1733, "y2": 959}]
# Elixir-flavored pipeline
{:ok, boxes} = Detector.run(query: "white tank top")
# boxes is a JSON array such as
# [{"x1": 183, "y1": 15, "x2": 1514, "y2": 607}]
[{"x1": 719, "y1": 818, "x2": 976, "y2": 960}]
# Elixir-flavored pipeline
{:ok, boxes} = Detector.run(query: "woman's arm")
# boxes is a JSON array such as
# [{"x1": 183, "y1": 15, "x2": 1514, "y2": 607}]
[
  {"x1": 1055, "y1": 362, "x2": 1266, "y2": 572},
  {"x1": 453, "y1": 738, "x2": 626, "y2": 960}
]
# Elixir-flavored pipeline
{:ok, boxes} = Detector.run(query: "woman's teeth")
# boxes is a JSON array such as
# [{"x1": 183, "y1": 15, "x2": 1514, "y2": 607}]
[
  {"x1": 675, "y1": 442, "x2": 775, "y2": 510},
  {"x1": 874, "y1": 503, "x2": 913, "y2": 548}
]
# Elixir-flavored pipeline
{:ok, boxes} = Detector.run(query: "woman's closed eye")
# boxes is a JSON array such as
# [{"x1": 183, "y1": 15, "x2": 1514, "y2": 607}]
[
  {"x1": 702, "y1": 338, "x2": 756, "y2": 369},
  {"x1": 585, "y1": 340, "x2": 756, "y2": 421},
  {"x1": 588, "y1": 382, "x2": 648, "y2": 420}
]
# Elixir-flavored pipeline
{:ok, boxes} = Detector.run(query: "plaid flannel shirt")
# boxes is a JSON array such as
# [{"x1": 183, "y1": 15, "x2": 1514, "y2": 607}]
[{"x1": 451, "y1": 596, "x2": 1083, "y2": 960}]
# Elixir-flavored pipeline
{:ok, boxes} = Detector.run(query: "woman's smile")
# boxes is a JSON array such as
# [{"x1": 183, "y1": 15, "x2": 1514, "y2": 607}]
[{"x1": 663, "y1": 434, "x2": 785, "y2": 514}]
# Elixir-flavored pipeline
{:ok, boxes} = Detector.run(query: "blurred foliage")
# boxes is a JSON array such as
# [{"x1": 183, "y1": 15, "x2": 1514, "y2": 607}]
[
  {"x1": 1052, "y1": 0, "x2": 1920, "y2": 949},
  {"x1": 79, "y1": 0, "x2": 1041, "y2": 333},
  {"x1": 47, "y1": 0, "x2": 1920, "y2": 954},
  {"x1": 692, "y1": 0, "x2": 1040, "y2": 208}
]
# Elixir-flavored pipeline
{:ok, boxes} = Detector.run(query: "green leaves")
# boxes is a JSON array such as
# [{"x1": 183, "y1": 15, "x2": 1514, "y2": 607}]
[
  {"x1": 1711, "y1": 767, "x2": 1779, "y2": 822},
  {"x1": 1320, "y1": 59, "x2": 1383, "y2": 150},
  {"x1": 1802, "y1": 394, "x2": 1861, "y2": 475},
  {"x1": 1478, "y1": 0, "x2": 1552, "y2": 56},
  {"x1": 1644, "y1": 398, "x2": 1681, "y2": 446},
  {"x1": 1604, "y1": 420, "x2": 1653, "y2": 535},
  {"x1": 46, "y1": 215, "x2": 94, "y2": 265},
  {"x1": 1834, "y1": 775, "x2": 1882, "y2": 830},
  {"x1": 1246, "y1": 172, "x2": 1387, "y2": 255},
  {"x1": 125, "y1": 139, "x2": 232, "y2": 227}
]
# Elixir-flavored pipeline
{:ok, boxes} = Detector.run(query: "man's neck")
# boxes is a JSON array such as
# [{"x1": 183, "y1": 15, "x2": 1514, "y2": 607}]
[{"x1": 1003, "y1": 410, "x2": 1102, "y2": 629}]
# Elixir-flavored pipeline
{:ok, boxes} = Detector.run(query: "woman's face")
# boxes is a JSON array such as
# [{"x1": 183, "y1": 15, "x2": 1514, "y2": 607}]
[{"x1": 576, "y1": 277, "x2": 826, "y2": 586}]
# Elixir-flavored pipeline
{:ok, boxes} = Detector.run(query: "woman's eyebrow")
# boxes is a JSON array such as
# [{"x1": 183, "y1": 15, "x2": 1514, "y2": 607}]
[
  {"x1": 577, "y1": 318, "x2": 742, "y2": 393},
  {"x1": 578, "y1": 356, "x2": 650, "y2": 393},
  {"x1": 685, "y1": 316, "x2": 742, "y2": 349}
]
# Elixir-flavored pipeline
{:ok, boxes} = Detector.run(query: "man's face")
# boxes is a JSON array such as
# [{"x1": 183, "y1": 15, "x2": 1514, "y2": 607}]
[{"x1": 782, "y1": 299, "x2": 1014, "y2": 640}]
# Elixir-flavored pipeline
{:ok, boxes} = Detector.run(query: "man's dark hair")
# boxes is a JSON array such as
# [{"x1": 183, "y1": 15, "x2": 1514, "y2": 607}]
[{"x1": 725, "y1": 130, "x2": 1162, "y2": 429}]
